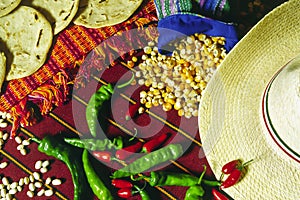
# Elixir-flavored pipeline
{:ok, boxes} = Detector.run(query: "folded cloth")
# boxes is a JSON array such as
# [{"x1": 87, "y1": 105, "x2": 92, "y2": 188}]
[{"x1": 154, "y1": 0, "x2": 238, "y2": 54}]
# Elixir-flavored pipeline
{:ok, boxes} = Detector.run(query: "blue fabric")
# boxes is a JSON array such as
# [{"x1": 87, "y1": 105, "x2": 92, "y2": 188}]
[{"x1": 157, "y1": 14, "x2": 238, "y2": 54}]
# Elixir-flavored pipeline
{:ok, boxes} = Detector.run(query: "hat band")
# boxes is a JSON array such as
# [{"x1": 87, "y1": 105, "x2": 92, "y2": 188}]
[{"x1": 262, "y1": 56, "x2": 300, "y2": 164}]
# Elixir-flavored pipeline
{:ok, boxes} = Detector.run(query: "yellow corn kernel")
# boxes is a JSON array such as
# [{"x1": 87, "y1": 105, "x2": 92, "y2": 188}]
[
  {"x1": 145, "y1": 102, "x2": 152, "y2": 109},
  {"x1": 138, "y1": 107, "x2": 145, "y2": 114},
  {"x1": 162, "y1": 102, "x2": 172, "y2": 112},
  {"x1": 174, "y1": 102, "x2": 182, "y2": 110},
  {"x1": 178, "y1": 109, "x2": 184, "y2": 117},
  {"x1": 132, "y1": 56, "x2": 138, "y2": 62}
]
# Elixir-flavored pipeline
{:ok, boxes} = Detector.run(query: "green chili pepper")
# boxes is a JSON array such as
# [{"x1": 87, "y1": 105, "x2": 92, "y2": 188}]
[
  {"x1": 184, "y1": 166, "x2": 207, "y2": 200},
  {"x1": 112, "y1": 144, "x2": 183, "y2": 179},
  {"x1": 82, "y1": 149, "x2": 114, "y2": 200},
  {"x1": 145, "y1": 171, "x2": 221, "y2": 187},
  {"x1": 86, "y1": 84, "x2": 114, "y2": 138},
  {"x1": 31, "y1": 135, "x2": 91, "y2": 200},
  {"x1": 86, "y1": 74, "x2": 134, "y2": 138},
  {"x1": 64, "y1": 136, "x2": 123, "y2": 151},
  {"x1": 134, "y1": 185, "x2": 151, "y2": 200}
]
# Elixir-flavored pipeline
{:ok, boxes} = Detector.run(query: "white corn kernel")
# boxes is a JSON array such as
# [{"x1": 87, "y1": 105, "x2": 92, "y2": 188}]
[{"x1": 0, "y1": 123, "x2": 7, "y2": 128}]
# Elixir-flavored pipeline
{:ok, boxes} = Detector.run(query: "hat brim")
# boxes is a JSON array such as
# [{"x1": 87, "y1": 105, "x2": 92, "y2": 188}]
[{"x1": 198, "y1": 0, "x2": 300, "y2": 199}]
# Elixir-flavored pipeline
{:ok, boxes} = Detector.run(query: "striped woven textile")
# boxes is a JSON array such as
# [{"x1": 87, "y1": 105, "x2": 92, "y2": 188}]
[
  {"x1": 154, "y1": 0, "x2": 231, "y2": 19},
  {"x1": 0, "y1": 1, "x2": 158, "y2": 136}
]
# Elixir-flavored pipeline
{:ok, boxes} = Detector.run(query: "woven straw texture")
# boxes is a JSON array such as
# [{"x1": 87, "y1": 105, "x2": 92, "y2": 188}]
[{"x1": 199, "y1": 0, "x2": 300, "y2": 199}]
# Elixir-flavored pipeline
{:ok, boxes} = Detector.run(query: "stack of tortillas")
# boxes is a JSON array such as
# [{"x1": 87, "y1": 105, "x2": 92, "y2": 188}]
[{"x1": 0, "y1": 0, "x2": 143, "y2": 92}]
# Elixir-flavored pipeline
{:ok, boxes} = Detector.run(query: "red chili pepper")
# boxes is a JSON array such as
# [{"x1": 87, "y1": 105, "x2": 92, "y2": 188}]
[
  {"x1": 111, "y1": 179, "x2": 133, "y2": 189},
  {"x1": 115, "y1": 141, "x2": 143, "y2": 160},
  {"x1": 141, "y1": 132, "x2": 169, "y2": 153},
  {"x1": 220, "y1": 168, "x2": 242, "y2": 189},
  {"x1": 117, "y1": 188, "x2": 134, "y2": 198},
  {"x1": 212, "y1": 188, "x2": 230, "y2": 200},
  {"x1": 92, "y1": 151, "x2": 113, "y2": 163},
  {"x1": 125, "y1": 102, "x2": 140, "y2": 121},
  {"x1": 221, "y1": 159, "x2": 241, "y2": 174}
]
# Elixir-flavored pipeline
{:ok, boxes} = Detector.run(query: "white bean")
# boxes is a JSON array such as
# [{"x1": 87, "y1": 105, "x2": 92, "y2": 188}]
[
  {"x1": 28, "y1": 183, "x2": 35, "y2": 192},
  {"x1": 0, "y1": 162, "x2": 8, "y2": 169},
  {"x1": 26, "y1": 191, "x2": 34, "y2": 198},
  {"x1": 8, "y1": 188, "x2": 17, "y2": 195},
  {"x1": 16, "y1": 186, "x2": 22, "y2": 192},
  {"x1": 0, "y1": 189, "x2": 6, "y2": 197},
  {"x1": 2, "y1": 177, "x2": 9, "y2": 186},
  {"x1": 52, "y1": 179, "x2": 62, "y2": 186},
  {"x1": 40, "y1": 167, "x2": 48, "y2": 174},
  {"x1": 29, "y1": 175, "x2": 34, "y2": 183},
  {"x1": 45, "y1": 177, "x2": 51, "y2": 185},
  {"x1": 5, "y1": 113, "x2": 11, "y2": 119},
  {"x1": 37, "y1": 189, "x2": 44, "y2": 196},
  {"x1": 14, "y1": 136, "x2": 22, "y2": 144},
  {"x1": 0, "y1": 184, "x2": 3, "y2": 189},
  {"x1": 34, "y1": 160, "x2": 42, "y2": 170},
  {"x1": 44, "y1": 189, "x2": 53, "y2": 197},
  {"x1": 5, "y1": 193, "x2": 12, "y2": 200},
  {"x1": 0, "y1": 131, "x2": 3, "y2": 138},
  {"x1": 9, "y1": 182, "x2": 17, "y2": 189},
  {"x1": 16, "y1": 145, "x2": 24, "y2": 151},
  {"x1": 20, "y1": 148, "x2": 27, "y2": 156},
  {"x1": 34, "y1": 182, "x2": 42, "y2": 188},
  {"x1": 2, "y1": 133, "x2": 8, "y2": 141},
  {"x1": 18, "y1": 178, "x2": 24, "y2": 186},
  {"x1": 24, "y1": 177, "x2": 29, "y2": 185},
  {"x1": 0, "y1": 139, "x2": 4, "y2": 146},
  {"x1": 0, "y1": 123, "x2": 7, "y2": 128},
  {"x1": 22, "y1": 140, "x2": 30, "y2": 146},
  {"x1": 42, "y1": 160, "x2": 50, "y2": 168},
  {"x1": 32, "y1": 172, "x2": 40, "y2": 180},
  {"x1": 6, "y1": 184, "x2": 10, "y2": 190}
]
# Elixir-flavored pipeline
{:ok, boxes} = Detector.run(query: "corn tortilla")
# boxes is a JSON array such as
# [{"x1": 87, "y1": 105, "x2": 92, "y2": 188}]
[{"x1": 0, "y1": 0, "x2": 22, "y2": 17}]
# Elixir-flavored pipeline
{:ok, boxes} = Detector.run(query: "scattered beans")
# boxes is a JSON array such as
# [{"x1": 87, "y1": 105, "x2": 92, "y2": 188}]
[
  {"x1": 34, "y1": 182, "x2": 42, "y2": 188},
  {"x1": 2, "y1": 133, "x2": 8, "y2": 141},
  {"x1": 24, "y1": 177, "x2": 30, "y2": 185},
  {"x1": 2, "y1": 177, "x2": 9, "y2": 186},
  {"x1": 29, "y1": 175, "x2": 34, "y2": 183},
  {"x1": 41, "y1": 160, "x2": 50, "y2": 168},
  {"x1": 28, "y1": 183, "x2": 35, "y2": 192},
  {"x1": 20, "y1": 148, "x2": 27, "y2": 156},
  {"x1": 14, "y1": 137, "x2": 22, "y2": 144},
  {"x1": 0, "y1": 162, "x2": 8, "y2": 169}
]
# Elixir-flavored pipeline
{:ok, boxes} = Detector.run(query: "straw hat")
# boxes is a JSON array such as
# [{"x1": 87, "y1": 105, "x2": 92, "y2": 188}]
[{"x1": 198, "y1": 0, "x2": 300, "y2": 199}]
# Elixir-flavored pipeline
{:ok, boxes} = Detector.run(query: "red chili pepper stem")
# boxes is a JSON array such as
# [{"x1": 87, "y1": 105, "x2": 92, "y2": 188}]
[{"x1": 237, "y1": 159, "x2": 254, "y2": 170}]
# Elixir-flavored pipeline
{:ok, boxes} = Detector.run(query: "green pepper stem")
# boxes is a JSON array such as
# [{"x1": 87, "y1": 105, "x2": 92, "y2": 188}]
[
  {"x1": 198, "y1": 165, "x2": 207, "y2": 184},
  {"x1": 128, "y1": 128, "x2": 138, "y2": 142},
  {"x1": 30, "y1": 137, "x2": 41, "y2": 144},
  {"x1": 130, "y1": 175, "x2": 147, "y2": 181},
  {"x1": 116, "y1": 72, "x2": 135, "y2": 89}
]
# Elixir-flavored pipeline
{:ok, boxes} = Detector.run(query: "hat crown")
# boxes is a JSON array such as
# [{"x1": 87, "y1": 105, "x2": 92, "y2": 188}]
[{"x1": 262, "y1": 55, "x2": 300, "y2": 163}]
